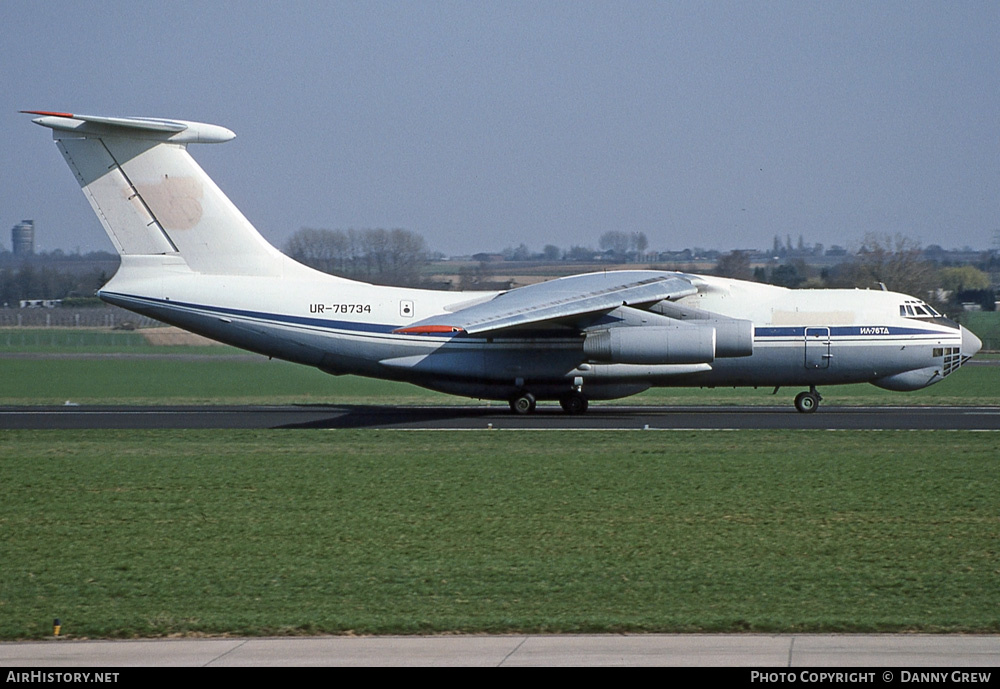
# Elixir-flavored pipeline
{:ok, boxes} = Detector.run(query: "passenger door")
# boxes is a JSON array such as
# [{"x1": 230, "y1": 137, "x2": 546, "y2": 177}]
[{"x1": 804, "y1": 327, "x2": 831, "y2": 369}]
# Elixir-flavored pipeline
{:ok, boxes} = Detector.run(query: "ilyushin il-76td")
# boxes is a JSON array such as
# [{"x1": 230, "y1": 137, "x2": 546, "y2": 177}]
[{"x1": 24, "y1": 111, "x2": 982, "y2": 414}]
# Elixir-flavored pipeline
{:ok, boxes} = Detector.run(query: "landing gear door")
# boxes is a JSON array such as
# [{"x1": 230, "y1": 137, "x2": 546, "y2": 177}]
[{"x1": 805, "y1": 327, "x2": 831, "y2": 369}]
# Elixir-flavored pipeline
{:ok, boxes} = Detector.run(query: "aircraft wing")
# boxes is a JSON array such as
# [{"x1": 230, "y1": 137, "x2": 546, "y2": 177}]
[{"x1": 395, "y1": 271, "x2": 697, "y2": 335}]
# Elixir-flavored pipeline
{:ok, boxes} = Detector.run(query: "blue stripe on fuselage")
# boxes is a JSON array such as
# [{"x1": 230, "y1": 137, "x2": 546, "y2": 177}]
[
  {"x1": 100, "y1": 292, "x2": 435, "y2": 336},
  {"x1": 755, "y1": 325, "x2": 947, "y2": 338}
]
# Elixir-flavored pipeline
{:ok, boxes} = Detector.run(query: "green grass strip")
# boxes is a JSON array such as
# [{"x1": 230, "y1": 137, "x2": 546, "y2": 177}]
[{"x1": 1, "y1": 430, "x2": 997, "y2": 638}]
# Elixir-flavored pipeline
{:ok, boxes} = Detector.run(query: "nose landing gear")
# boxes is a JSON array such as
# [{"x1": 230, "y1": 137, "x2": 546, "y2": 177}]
[{"x1": 794, "y1": 387, "x2": 822, "y2": 413}]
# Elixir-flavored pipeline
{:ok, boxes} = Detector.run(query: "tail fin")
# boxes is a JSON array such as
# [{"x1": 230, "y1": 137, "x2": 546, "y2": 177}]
[{"x1": 24, "y1": 111, "x2": 286, "y2": 276}]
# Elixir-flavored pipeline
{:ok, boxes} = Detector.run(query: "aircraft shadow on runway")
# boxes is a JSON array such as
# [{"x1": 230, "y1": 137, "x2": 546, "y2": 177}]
[{"x1": 276, "y1": 404, "x2": 504, "y2": 429}]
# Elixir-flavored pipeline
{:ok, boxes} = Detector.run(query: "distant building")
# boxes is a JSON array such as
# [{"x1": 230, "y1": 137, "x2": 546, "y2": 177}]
[
  {"x1": 19, "y1": 299, "x2": 61, "y2": 309},
  {"x1": 11, "y1": 220, "x2": 34, "y2": 256}
]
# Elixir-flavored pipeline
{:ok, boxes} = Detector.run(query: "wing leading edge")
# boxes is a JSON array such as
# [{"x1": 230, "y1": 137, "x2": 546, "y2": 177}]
[{"x1": 395, "y1": 271, "x2": 697, "y2": 335}]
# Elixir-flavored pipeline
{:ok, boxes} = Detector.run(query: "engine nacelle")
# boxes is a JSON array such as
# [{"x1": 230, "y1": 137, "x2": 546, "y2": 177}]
[
  {"x1": 583, "y1": 325, "x2": 716, "y2": 365},
  {"x1": 709, "y1": 318, "x2": 754, "y2": 358},
  {"x1": 647, "y1": 301, "x2": 753, "y2": 357}
]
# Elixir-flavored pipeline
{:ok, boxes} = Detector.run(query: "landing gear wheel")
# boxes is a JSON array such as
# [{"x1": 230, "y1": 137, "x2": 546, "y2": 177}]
[
  {"x1": 559, "y1": 391, "x2": 589, "y2": 415},
  {"x1": 509, "y1": 392, "x2": 537, "y2": 415},
  {"x1": 794, "y1": 390, "x2": 821, "y2": 414}
]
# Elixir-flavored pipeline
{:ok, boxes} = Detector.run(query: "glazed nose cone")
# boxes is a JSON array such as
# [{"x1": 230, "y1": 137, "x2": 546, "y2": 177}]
[{"x1": 961, "y1": 325, "x2": 982, "y2": 359}]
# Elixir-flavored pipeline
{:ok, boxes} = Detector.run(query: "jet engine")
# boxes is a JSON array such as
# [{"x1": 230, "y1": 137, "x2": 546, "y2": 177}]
[{"x1": 583, "y1": 324, "x2": 717, "y2": 364}]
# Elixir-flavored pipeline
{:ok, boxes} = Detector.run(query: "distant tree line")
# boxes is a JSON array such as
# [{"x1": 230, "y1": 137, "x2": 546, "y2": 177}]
[
  {"x1": 0, "y1": 251, "x2": 116, "y2": 307},
  {"x1": 493, "y1": 231, "x2": 651, "y2": 264},
  {"x1": 598, "y1": 231, "x2": 649, "y2": 260},
  {"x1": 284, "y1": 227, "x2": 428, "y2": 287},
  {"x1": 0, "y1": 264, "x2": 110, "y2": 307},
  {"x1": 716, "y1": 233, "x2": 996, "y2": 312}
]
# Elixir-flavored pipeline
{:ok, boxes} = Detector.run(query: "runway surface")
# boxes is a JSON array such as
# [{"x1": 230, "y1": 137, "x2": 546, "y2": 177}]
[
  {"x1": 2, "y1": 404, "x2": 1000, "y2": 430},
  {"x1": 3, "y1": 634, "x2": 999, "y2": 666}
]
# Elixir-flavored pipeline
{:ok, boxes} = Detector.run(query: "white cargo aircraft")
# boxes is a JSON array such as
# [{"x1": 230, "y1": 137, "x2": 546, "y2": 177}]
[{"x1": 25, "y1": 111, "x2": 982, "y2": 414}]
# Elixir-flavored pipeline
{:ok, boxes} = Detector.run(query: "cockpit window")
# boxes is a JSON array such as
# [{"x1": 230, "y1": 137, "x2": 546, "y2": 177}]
[{"x1": 900, "y1": 300, "x2": 941, "y2": 319}]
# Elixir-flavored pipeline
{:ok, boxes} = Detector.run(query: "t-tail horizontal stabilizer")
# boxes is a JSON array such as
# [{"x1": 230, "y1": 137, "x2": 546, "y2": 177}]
[{"x1": 23, "y1": 111, "x2": 236, "y2": 143}]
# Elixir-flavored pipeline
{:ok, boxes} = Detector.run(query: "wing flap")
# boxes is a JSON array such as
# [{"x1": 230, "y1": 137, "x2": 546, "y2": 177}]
[{"x1": 396, "y1": 271, "x2": 697, "y2": 335}]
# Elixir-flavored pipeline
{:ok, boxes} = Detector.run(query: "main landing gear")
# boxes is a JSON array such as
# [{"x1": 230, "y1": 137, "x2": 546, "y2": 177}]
[
  {"x1": 558, "y1": 390, "x2": 589, "y2": 415},
  {"x1": 508, "y1": 389, "x2": 589, "y2": 415},
  {"x1": 509, "y1": 391, "x2": 537, "y2": 414},
  {"x1": 794, "y1": 386, "x2": 822, "y2": 413}
]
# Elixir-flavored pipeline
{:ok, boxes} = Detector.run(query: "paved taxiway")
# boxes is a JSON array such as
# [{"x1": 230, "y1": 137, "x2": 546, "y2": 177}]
[
  {"x1": 3, "y1": 634, "x2": 1000, "y2": 666},
  {"x1": 2, "y1": 404, "x2": 999, "y2": 430}
]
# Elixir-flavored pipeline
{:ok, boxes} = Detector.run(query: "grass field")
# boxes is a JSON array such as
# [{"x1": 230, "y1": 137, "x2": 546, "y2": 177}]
[{"x1": 1, "y1": 430, "x2": 998, "y2": 639}]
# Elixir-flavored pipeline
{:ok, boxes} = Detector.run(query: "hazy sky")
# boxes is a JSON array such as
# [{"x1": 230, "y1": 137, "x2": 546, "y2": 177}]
[{"x1": 3, "y1": 1, "x2": 998, "y2": 256}]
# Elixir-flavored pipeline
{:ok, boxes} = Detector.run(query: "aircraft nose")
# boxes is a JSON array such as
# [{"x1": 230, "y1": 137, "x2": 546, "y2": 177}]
[{"x1": 961, "y1": 325, "x2": 983, "y2": 359}]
